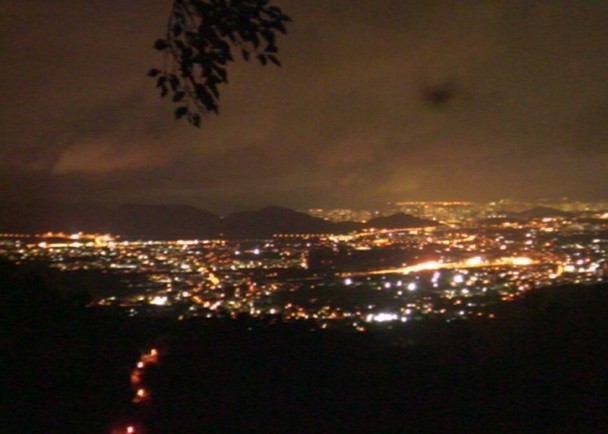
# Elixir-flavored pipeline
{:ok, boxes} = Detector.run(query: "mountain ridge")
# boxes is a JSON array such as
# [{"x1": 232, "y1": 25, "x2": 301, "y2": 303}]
[{"x1": 0, "y1": 202, "x2": 439, "y2": 239}]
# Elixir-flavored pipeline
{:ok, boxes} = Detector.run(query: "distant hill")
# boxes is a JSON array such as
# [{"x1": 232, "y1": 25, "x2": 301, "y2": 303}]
[
  {"x1": 222, "y1": 206, "x2": 336, "y2": 238},
  {"x1": 113, "y1": 204, "x2": 221, "y2": 240},
  {"x1": 515, "y1": 206, "x2": 573, "y2": 219},
  {"x1": 0, "y1": 202, "x2": 443, "y2": 239},
  {"x1": 0, "y1": 201, "x2": 111, "y2": 234},
  {"x1": 0, "y1": 202, "x2": 221, "y2": 240}
]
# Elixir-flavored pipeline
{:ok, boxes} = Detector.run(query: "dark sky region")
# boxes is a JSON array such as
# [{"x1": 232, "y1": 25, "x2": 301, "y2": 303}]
[{"x1": 1, "y1": 0, "x2": 607, "y2": 213}]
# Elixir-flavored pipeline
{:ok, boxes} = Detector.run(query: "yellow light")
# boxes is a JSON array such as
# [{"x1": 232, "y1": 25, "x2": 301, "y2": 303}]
[
  {"x1": 466, "y1": 256, "x2": 483, "y2": 265},
  {"x1": 511, "y1": 257, "x2": 533, "y2": 266},
  {"x1": 405, "y1": 261, "x2": 441, "y2": 273}
]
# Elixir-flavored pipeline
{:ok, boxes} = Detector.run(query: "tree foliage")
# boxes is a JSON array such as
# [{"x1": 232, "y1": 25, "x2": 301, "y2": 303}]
[{"x1": 149, "y1": 0, "x2": 291, "y2": 127}]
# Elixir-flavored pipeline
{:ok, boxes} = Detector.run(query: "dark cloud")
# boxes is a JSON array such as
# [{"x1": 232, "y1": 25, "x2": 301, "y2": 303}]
[{"x1": 1, "y1": 0, "x2": 607, "y2": 212}]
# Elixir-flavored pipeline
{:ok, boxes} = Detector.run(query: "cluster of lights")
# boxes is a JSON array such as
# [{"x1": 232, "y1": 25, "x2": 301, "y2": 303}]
[
  {"x1": 365, "y1": 312, "x2": 407, "y2": 323},
  {"x1": 131, "y1": 348, "x2": 158, "y2": 404}
]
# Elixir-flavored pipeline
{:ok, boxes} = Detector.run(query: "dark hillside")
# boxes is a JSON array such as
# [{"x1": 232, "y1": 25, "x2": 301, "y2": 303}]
[
  {"x1": 3, "y1": 261, "x2": 607, "y2": 433},
  {"x1": 132, "y1": 283, "x2": 608, "y2": 433}
]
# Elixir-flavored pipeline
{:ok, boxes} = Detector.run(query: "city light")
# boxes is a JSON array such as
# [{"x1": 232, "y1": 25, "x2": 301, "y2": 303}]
[
  {"x1": 1, "y1": 200, "x2": 606, "y2": 328},
  {"x1": 366, "y1": 313, "x2": 399, "y2": 323}
]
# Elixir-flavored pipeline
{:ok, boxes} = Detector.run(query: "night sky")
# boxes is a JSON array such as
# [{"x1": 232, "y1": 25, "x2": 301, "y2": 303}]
[{"x1": 2, "y1": 0, "x2": 607, "y2": 212}]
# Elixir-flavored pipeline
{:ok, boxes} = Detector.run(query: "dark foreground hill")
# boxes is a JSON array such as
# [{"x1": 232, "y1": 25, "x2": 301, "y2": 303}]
[
  {"x1": 5, "y1": 265, "x2": 608, "y2": 434},
  {"x1": 3, "y1": 259, "x2": 607, "y2": 433},
  {"x1": 130, "y1": 287, "x2": 608, "y2": 434}
]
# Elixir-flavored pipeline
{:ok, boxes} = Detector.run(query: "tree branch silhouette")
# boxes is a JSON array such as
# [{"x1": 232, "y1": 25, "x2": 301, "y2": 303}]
[{"x1": 149, "y1": 0, "x2": 291, "y2": 127}]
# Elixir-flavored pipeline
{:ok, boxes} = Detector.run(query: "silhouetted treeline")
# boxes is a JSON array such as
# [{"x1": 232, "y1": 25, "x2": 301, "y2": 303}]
[{"x1": 1, "y1": 261, "x2": 171, "y2": 434}]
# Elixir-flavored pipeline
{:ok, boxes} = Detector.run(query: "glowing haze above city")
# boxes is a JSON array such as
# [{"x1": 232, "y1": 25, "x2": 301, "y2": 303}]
[{"x1": 2, "y1": 1, "x2": 607, "y2": 212}]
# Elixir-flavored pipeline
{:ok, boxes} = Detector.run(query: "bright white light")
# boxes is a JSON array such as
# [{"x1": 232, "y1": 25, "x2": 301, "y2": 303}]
[
  {"x1": 366, "y1": 312, "x2": 398, "y2": 322},
  {"x1": 253, "y1": 248, "x2": 260, "y2": 255},
  {"x1": 150, "y1": 296, "x2": 168, "y2": 306},
  {"x1": 407, "y1": 282, "x2": 417, "y2": 291},
  {"x1": 384, "y1": 282, "x2": 391, "y2": 289},
  {"x1": 466, "y1": 256, "x2": 483, "y2": 265},
  {"x1": 453, "y1": 274, "x2": 464, "y2": 284},
  {"x1": 344, "y1": 278, "x2": 353, "y2": 286}
]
